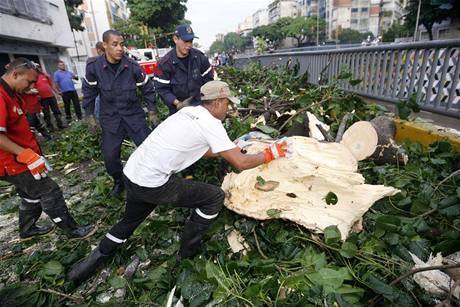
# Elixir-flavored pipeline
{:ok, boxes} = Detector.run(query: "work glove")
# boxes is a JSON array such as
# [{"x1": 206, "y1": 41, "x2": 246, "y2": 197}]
[
  {"x1": 263, "y1": 138, "x2": 292, "y2": 164},
  {"x1": 174, "y1": 97, "x2": 193, "y2": 110},
  {"x1": 148, "y1": 111, "x2": 160, "y2": 127},
  {"x1": 16, "y1": 148, "x2": 51, "y2": 180}
]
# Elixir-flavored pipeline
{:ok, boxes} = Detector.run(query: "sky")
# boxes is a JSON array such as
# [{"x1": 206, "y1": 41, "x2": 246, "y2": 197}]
[{"x1": 185, "y1": 0, "x2": 271, "y2": 50}]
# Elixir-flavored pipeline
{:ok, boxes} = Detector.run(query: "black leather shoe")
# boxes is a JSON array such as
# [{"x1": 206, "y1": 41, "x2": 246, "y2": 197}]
[
  {"x1": 20, "y1": 224, "x2": 54, "y2": 239},
  {"x1": 66, "y1": 224, "x2": 95, "y2": 239},
  {"x1": 67, "y1": 247, "x2": 110, "y2": 286},
  {"x1": 110, "y1": 180, "x2": 125, "y2": 198}
]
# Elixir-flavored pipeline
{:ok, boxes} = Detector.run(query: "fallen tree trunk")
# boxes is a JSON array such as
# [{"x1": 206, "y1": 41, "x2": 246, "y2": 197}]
[{"x1": 340, "y1": 116, "x2": 408, "y2": 164}]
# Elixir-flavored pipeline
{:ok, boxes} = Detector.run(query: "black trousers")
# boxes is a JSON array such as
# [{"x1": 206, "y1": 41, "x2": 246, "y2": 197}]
[
  {"x1": 61, "y1": 91, "x2": 82, "y2": 120},
  {"x1": 40, "y1": 96, "x2": 62, "y2": 127},
  {"x1": 0, "y1": 172, "x2": 72, "y2": 223},
  {"x1": 101, "y1": 122, "x2": 151, "y2": 181},
  {"x1": 99, "y1": 174, "x2": 224, "y2": 254}
]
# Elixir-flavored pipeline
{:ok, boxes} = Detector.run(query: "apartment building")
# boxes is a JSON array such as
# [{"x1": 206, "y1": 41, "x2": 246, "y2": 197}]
[
  {"x1": 268, "y1": 0, "x2": 300, "y2": 23},
  {"x1": 253, "y1": 8, "x2": 270, "y2": 28},
  {"x1": 0, "y1": 0, "x2": 73, "y2": 76}
]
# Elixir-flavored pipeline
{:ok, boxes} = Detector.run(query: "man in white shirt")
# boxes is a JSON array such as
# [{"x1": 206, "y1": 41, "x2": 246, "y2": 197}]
[{"x1": 67, "y1": 81, "x2": 290, "y2": 285}]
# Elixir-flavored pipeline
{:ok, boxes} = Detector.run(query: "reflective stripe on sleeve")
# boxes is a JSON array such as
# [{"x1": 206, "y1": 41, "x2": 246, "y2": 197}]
[
  {"x1": 153, "y1": 76, "x2": 170, "y2": 84},
  {"x1": 0, "y1": 127, "x2": 6, "y2": 132},
  {"x1": 195, "y1": 208, "x2": 218, "y2": 220},
  {"x1": 83, "y1": 77, "x2": 97, "y2": 86},
  {"x1": 136, "y1": 74, "x2": 149, "y2": 87},
  {"x1": 201, "y1": 66, "x2": 212, "y2": 77},
  {"x1": 53, "y1": 217, "x2": 62, "y2": 223},
  {"x1": 23, "y1": 198, "x2": 40, "y2": 203},
  {"x1": 106, "y1": 233, "x2": 126, "y2": 244}
]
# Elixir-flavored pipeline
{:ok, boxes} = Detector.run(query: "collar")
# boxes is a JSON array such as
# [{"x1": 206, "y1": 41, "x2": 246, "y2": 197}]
[
  {"x1": 0, "y1": 78, "x2": 15, "y2": 97},
  {"x1": 171, "y1": 48, "x2": 197, "y2": 65},
  {"x1": 102, "y1": 55, "x2": 129, "y2": 69}
]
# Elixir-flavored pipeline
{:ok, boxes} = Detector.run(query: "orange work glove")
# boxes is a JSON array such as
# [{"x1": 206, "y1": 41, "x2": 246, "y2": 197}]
[
  {"x1": 263, "y1": 138, "x2": 289, "y2": 164},
  {"x1": 16, "y1": 148, "x2": 49, "y2": 180}
]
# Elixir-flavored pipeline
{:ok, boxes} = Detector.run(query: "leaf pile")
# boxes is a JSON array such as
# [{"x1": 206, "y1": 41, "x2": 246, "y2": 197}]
[{"x1": 0, "y1": 65, "x2": 459, "y2": 306}]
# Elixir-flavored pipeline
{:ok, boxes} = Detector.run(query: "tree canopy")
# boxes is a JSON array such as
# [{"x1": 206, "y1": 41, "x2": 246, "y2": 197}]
[
  {"x1": 282, "y1": 16, "x2": 326, "y2": 46},
  {"x1": 337, "y1": 28, "x2": 373, "y2": 44},
  {"x1": 405, "y1": 0, "x2": 459, "y2": 40},
  {"x1": 64, "y1": 0, "x2": 84, "y2": 31}
]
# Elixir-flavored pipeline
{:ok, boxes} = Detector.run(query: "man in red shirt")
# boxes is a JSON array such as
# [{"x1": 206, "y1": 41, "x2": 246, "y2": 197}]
[
  {"x1": 35, "y1": 64, "x2": 64, "y2": 131},
  {"x1": 0, "y1": 58, "x2": 94, "y2": 239}
]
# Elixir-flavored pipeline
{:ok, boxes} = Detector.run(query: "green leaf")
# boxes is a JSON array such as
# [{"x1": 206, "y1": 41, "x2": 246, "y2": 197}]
[
  {"x1": 457, "y1": 187, "x2": 460, "y2": 199},
  {"x1": 256, "y1": 176, "x2": 266, "y2": 185},
  {"x1": 349, "y1": 79, "x2": 362, "y2": 86},
  {"x1": 255, "y1": 123, "x2": 278, "y2": 136},
  {"x1": 339, "y1": 241, "x2": 358, "y2": 258},
  {"x1": 375, "y1": 215, "x2": 401, "y2": 232},
  {"x1": 324, "y1": 225, "x2": 342, "y2": 245},
  {"x1": 266, "y1": 208, "x2": 282, "y2": 218},
  {"x1": 325, "y1": 192, "x2": 338, "y2": 205},
  {"x1": 109, "y1": 276, "x2": 126, "y2": 289},
  {"x1": 306, "y1": 267, "x2": 351, "y2": 294},
  {"x1": 40, "y1": 261, "x2": 63, "y2": 277}
]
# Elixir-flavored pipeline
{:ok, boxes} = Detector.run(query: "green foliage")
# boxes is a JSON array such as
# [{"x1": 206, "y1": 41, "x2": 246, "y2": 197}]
[
  {"x1": 283, "y1": 16, "x2": 326, "y2": 45},
  {"x1": 127, "y1": 0, "x2": 188, "y2": 35},
  {"x1": 382, "y1": 22, "x2": 413, "y2": 42},
  {"x1": 396, "y1": 94, "x2": 421, "y2": 120},
  {"x1": 112, "y1": 18, "x2": 145, "y2": 47},
  {"x1": 405, "y1": 0, "x2": 460, "y2": 40},
  {"x1": 338, "y1": 28, "x2": 372, "y2": 44},
  {"x1": 209, "y1": 40, "x2": 225, "y2": 55},
  {"x1": 64, "y1": 0, "x2": 84, "y2": 31}
]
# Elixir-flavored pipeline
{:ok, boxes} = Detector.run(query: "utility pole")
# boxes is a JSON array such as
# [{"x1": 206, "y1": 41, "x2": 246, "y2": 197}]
[
  {"x1": 316, "y1": 0, "x2": 320, "y2": 46},
  {"x1": 413, "y1": 0, "x2": 422, "y2": 41}
]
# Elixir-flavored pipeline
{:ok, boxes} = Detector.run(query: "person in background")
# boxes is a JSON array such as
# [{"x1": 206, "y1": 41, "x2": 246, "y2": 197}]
[
  {"x1": 154, "y1": 24, "x2": 213, "y2": 115},
  {"x1": 0, "y1": 58, "x2": 94, "y2": 240},
  {"x1": 21, "y1": 87, "x2": 52, "y2": 141},
  {"x1": 35, "y1": 64, "x2": 64, "y2": 131},
  {"x1": 82, "y1": 30, "x2": 158, "y2": 197},
  {"x1": 53, "y1": 60, "x2": 82, "y2": 123},
  {"x1": 67, "y1": 80, "x2": 291, "y2": 285}
]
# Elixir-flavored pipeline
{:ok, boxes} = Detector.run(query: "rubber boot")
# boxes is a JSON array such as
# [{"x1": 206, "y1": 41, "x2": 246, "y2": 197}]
[
  {"x1": 67, "y1": 246, "x2": 111, "y2": 286},
  {"x1": 177, "y1": 220, "x2": 211, "y2": 261},
  {"x1": 55, "y1": 213, "x2": 95, "y2": 239},
  {"x1": 110, "y1": 178, "x2": 124, "y2": 198},
  {"x1": 19, "y1": 206, "x2": 53, "y2": 239},
  {"x1": 37, "y1": 126, "x2": 52, "y2": 140}
]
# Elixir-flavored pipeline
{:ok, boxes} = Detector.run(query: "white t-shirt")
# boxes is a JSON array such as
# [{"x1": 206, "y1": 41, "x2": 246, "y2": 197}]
[{"x1": 123, "y1": 106, "x2": 236, "y2": 187}]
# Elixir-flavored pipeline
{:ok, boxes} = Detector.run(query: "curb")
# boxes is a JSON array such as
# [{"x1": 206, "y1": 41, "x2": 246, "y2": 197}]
[{"x1": 394, "y1": 119, "x2": 460, "y2": 153}]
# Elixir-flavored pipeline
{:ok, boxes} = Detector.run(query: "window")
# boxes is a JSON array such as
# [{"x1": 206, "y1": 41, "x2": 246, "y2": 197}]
[
  {"x1": 351, "y1": 8, "x2": 358, "y2": 12},
  {"x1": 361, "y1": 7, "x2": 368, "y2": 11}
]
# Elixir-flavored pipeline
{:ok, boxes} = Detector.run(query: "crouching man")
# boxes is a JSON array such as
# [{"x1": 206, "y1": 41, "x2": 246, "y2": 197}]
[
  {"x1": 67, "y1": 80, "x2": 290, "y2": 285},
  {"x1": 0, "y1": 58, "x2": 94, "y2": 240}
]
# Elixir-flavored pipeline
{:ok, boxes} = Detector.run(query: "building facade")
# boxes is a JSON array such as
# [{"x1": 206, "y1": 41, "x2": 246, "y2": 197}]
[
  {"x1": 252, "y1": 8, "x2": 270, "y2": 28},
  {"x1": 268, "y1": 0, "x2": 300, "y2": 23},
  {"x1": 0, "y1": 0, "x2": 73, "y2": 76}
]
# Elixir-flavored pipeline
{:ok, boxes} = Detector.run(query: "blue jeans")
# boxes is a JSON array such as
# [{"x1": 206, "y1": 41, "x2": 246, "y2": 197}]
[{"x1": 95, "y1": 95, "x2": 101, "y2": 120}]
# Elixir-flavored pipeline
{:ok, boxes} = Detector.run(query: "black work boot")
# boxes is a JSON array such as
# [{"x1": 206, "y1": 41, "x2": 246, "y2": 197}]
[
  {"x1": 110, "y1": 178, "x2": 124, "y2": 198},
  {"x1": 67, "y1": 246, "x2": 111, "y2": 286},
  {"x1": 178, "y1": 220, "x2": 211, "y2": 261},
  {"x1": 37, "y1": 126, "x2": 52, "y2": 140},
  {"x1": 54, "y1": 214, "x2": 95, "y2": 239},
  {"x1": 19, "y1": 206, "x2": 54, "y2": 239}
]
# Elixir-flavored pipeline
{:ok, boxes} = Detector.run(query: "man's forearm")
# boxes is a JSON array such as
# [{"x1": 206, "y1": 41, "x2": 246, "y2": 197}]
[{"x1": 0, "y1": 134, "x2": 24, "y2": 155}]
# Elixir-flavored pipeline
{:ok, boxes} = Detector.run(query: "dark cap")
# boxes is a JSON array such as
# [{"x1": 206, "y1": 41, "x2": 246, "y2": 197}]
[{"x1": 174, "y1": 24, "x2": 198, "y2": 41}]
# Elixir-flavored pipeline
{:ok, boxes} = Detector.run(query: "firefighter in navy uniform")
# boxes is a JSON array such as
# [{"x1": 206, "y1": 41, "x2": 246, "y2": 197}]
[
  {"x1": 83, "y1": 29, "x2": 158, "y2": 197},
  {"x1": 154, "y1": 24, "x2": 213, "y2": 115}
]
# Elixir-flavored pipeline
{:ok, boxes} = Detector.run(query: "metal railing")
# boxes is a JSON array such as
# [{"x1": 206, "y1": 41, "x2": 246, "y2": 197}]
[{"x1": 234, "y1": 39, "x2": 460, "y2": 118}]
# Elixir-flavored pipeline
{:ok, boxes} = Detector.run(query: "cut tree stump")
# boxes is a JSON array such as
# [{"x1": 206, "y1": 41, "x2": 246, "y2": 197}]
[{"x1": 341, "y1": 116, "x2": 408, "y2": 164}]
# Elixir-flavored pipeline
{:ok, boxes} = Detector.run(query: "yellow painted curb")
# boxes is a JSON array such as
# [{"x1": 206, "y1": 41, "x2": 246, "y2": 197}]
[{"x1": 394, "y1": 119, "x2": 460, "y2": 153}]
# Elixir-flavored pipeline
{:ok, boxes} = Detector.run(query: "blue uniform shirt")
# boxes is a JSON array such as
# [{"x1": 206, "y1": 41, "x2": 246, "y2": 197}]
[
  {"x1": 154, "y1": 48, "x2": 213, "y2": 114},
  {"x1": 54, "y1": 70, "x2": 76, "y2": 93},
  {"x1": 82, "y1": 55, "x2": 156, "y2": 133}
]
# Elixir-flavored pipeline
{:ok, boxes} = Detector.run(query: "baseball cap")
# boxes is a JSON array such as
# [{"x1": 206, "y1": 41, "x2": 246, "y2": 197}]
[
  {"x1": 174, "y1": 24, "x2": 198, "y2": 41},
  {"x1": 201, "y1": 80, "x2": 240, "y2": 105}
]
